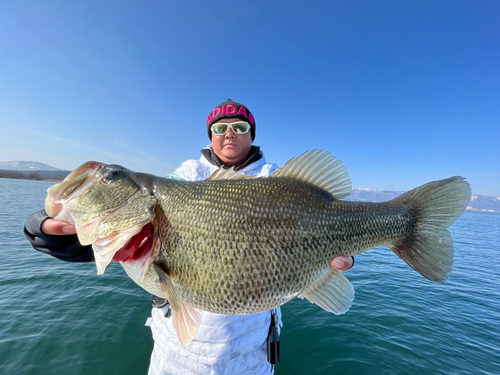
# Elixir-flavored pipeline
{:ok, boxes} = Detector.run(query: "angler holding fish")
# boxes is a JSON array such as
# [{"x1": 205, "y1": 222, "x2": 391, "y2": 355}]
[{"x1": 25, "y1": 99, "x2": 355, "y2": 375}]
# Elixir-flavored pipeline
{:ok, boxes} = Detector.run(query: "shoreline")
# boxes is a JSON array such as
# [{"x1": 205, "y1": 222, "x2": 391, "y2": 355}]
[
  {"x1": 0, "y1": 175, "x2": 64, "y2": 182},
  {"x1": 466, "y1": 207, "x2": 500, "y2": 213},
  {"x1": 2, "y1": 176, "x2": 498, "y2": 213}
]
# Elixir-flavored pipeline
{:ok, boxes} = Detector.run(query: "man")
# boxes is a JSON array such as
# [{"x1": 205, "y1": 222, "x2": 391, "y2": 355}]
[{"x1": 25, "y1": 99, "x2": 353, "y2": 374}]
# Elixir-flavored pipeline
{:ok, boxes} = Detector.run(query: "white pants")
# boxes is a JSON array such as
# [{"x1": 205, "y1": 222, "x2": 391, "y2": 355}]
[{"x1": 146, "y1": 307, "x2": 282, "y2": 375}]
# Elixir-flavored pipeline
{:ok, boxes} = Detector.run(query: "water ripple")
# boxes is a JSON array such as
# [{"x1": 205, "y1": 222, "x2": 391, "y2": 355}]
[{"x1": 1, "y1": 179, "x2": 499, "y2": 374}]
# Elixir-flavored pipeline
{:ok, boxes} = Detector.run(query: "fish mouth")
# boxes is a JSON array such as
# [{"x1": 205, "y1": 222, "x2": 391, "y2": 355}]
[
  {"x1": 45, "y1": 161, "x2": 158, "y2": 275},
  {"x1": 45, "y1": 161, "x2": 102, "y2": 220}
]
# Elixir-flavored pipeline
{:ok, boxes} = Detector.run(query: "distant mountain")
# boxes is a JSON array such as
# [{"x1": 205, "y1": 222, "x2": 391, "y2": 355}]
[
  {"x1": 0, "y1": 161, "x2": 61, "y2": 171},
  {"x1": 1, "y1": 160, "x2": 498, "y2": 212},
  {"x1": 469, "y1": 194, "x2": 500, "y2": 213},
  {"x1": 0, "y1": 161, "x2": 70, "y2": 181},
  {"x1": 347, "y1": 188, "x2": 500, "y2": 213},
  {"x1": 345, "y1": 188, "x2": 404, "y2": 202}
]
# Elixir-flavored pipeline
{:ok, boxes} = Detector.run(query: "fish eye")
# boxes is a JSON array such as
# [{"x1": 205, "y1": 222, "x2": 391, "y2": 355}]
[{"x1": 103, "y1": 170, "x2": 117, "y2": 182}]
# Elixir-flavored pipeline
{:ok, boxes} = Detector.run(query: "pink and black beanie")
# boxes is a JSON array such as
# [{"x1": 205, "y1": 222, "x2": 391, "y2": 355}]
[{"x1": 207, "y1": 99, "x2": 256, "y2": 140}]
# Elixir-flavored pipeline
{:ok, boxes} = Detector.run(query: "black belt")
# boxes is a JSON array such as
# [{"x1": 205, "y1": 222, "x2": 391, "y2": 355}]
[{"x1": 267, "y1": 309, "x2": 280, "y2": 366}]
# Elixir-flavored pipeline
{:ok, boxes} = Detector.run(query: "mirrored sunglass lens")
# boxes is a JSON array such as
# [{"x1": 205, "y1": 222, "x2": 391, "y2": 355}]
[
  {"x1": 212, "y1": 124, "x2": 229, "y2": 134},
  {"x1": 232, "y1": 123, "x2": 250, "y2": 134}
]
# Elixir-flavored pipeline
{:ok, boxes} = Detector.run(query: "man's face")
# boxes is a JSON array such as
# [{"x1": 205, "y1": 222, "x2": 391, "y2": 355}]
[{"x1": 211, "y1": 117, "x2": 253, "y2": 168}]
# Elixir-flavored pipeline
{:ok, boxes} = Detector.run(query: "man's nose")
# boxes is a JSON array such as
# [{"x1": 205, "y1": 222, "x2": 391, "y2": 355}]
[{"x1": 225, "y1": 128, "x2": 236, "y2": 138}]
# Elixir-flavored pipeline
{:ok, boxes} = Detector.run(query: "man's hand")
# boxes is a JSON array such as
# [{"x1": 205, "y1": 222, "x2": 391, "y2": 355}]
[
  {"x1": 330, "y1": 256, "x2": 354, "y2": 271},
  {"x1": 41, "y1": 219, "x2": 76, "y2": 235}
]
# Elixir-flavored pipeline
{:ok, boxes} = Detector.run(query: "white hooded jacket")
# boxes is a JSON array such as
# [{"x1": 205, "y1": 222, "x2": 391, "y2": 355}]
[{"x1": 146, "y1": 147, "x2": 282, "y2": 375}]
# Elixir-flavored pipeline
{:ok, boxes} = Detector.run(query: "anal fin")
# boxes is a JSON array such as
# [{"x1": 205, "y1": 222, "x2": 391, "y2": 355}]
[{"x1": 299, "y1": 269, "x2": 355, "y2": 314}]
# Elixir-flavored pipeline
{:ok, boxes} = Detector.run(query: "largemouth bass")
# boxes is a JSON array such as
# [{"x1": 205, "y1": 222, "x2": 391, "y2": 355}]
[{"x1": 45, "y1": 150, "x2": 471, "y2": 346}]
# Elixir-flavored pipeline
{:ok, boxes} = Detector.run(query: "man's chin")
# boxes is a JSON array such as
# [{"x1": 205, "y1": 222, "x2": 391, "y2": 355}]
[{"x1": 221, "y1": 148, "x2": 241, "y2": 157}]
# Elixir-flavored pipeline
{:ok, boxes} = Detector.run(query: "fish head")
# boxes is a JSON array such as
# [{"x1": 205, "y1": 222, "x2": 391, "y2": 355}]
[
  {"x1": 45, "y1": 161, "x2": 102, "y2": 221},
  {"x1": 45, "y1": 162, "x2": 157, "y2": 275}
]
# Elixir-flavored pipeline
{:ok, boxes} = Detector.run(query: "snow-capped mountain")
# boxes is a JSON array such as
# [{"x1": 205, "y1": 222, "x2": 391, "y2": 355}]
[
  {"x1": 0, "y1": 161, "x2": 61, "y2": 171},
  {"x1": 345, "y1": 188, "x2": 404, "y2": 202},
  {"x1": 0, "y1": 161, "x2": 498, "y2": 212},
  {"x1": 347, "y1": 188, "x2": 499, "y2": 213},
  {"x1": 469, "y1": 194, "x2": 500, "y2": 212}
]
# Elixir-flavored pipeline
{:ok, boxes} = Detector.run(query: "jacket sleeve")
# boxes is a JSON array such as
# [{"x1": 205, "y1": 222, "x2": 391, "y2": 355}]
[
  {"x1": 24, "y1": 210, "x2": 95, "y2": 263},
  {"x1": 253, "y1": 163, "x2": 280, "y2": 177},
  {"x1": 166, "y1": 159, "x2": 212, "y2": 181}
]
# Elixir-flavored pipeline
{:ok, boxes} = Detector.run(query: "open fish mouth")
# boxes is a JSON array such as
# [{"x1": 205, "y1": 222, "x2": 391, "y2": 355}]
[
  {"x1": 45, "y1": 161, "x2": 102, "y2": 220},
  {"x1": 44, "y1": 161, "x2": 157, "y2": 275}
]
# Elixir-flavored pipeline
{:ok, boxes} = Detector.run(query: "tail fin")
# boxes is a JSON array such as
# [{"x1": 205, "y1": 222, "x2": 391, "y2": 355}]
[{"x1": 390, "y1": 176, "x2": 471, "y2": 283}]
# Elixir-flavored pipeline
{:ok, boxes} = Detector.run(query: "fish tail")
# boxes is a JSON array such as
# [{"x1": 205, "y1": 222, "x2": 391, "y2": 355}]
[{"x1": 389, "y1": 176, "x2": 471, "y2": 283}]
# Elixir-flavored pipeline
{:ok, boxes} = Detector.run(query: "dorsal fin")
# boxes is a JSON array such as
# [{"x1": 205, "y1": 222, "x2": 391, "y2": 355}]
[
  {"x1": 273, "y1": 149, "x2": 352, "y2": 199},
  {"x1": 206, "y1": 167, "x2": 255, "y2": 181}
]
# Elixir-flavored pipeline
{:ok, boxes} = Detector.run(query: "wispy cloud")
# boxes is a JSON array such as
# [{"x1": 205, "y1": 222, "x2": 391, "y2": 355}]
[
  {"x1": 114, "y1": 141, "x2": 165, "y2": 164},
  {"x1": 24, "y1": 128, "x2": 176, "y2": 171},
  {"x1": 27, "y1": 128, "x2": 124, "y2": 160}
]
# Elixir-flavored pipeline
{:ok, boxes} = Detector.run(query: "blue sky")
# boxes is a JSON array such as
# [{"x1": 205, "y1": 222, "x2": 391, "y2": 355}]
[{"x1": 1, "y1": 1, "x2": 499, "y2": 195}]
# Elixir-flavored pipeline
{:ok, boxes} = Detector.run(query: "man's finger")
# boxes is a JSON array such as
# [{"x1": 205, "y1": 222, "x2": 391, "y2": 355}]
[
  {"x1": 330, "y1": 256, "x2": 354, "y2": 271},
  {"x1": 41, "y1": 219, "x2": 76, "y2": 236}
]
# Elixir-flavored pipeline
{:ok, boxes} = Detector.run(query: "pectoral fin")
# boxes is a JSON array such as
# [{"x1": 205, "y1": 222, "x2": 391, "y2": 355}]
[
  {"x1": 153, "y1": 262, "x2": 202, "y2": 346},
  {"x1": 299, "y1": 269, "x2": 355, "y2": 314}
]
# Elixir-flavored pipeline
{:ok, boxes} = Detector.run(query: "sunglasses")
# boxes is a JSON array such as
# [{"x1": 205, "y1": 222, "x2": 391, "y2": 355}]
[{"x1": 211, "y1": 121, "x2": 251, "y2": 136}]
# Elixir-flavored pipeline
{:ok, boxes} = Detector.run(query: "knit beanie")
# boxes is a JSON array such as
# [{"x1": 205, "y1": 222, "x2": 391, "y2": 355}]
[{"x1": 207, "y1": 99, "x2": 256, "y2": 140}]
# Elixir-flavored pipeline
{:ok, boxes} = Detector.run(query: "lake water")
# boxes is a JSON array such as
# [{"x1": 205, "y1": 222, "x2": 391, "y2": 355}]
[{"x1": 1, "y1": 178, "x2": 499, "y2": 374}]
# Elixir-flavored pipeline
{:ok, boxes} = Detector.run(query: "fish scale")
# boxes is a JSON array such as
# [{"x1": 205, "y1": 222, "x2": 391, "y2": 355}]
[{"x1": 147, "y1": 177, "x2": 412, "y2": 315}]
